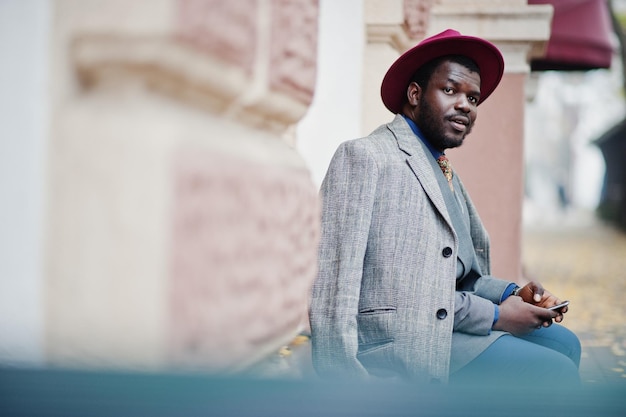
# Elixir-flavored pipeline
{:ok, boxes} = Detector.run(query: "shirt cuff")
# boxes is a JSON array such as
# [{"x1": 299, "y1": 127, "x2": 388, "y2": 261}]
[
  {"x1": 500, "y1": 282, "x2": 519, "y2": 303},
  {"x1": 492, "y1": 304, "x2": 499, "y2": 327}
]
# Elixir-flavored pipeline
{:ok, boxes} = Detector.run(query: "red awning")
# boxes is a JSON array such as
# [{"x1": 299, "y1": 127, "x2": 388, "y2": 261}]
[{"x1": 529, "y1": 0, "x2": 614, "y2": 71}]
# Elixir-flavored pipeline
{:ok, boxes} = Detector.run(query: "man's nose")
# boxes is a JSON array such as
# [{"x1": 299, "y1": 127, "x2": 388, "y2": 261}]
[{"x1": 455, "y1": 95, "x2": 471, "y2": 112}]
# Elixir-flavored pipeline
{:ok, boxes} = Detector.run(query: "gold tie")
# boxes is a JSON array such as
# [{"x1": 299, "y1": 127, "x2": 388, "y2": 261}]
[{"x1": 437, "y1": 155, "x2": 454, "y2": 191}]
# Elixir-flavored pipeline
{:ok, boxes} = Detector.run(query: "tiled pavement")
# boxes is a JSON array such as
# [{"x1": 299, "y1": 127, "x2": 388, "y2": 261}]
[{"x1": 522, "y1": 211, "x2": 626, "y2": 387}]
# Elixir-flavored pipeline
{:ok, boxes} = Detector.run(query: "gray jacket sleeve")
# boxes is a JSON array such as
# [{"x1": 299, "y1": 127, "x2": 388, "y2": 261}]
[
  {"x1": 454, "y1": 275, "x2": 513, "y2": 335},
  {"x1": 309, "y1": 140, "x2": 376, "y2": 378}
]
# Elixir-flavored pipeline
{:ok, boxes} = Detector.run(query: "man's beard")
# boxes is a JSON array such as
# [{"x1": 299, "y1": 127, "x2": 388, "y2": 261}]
[{"x1": 416, "y1": 99, "x2": 472, "y2": 152}]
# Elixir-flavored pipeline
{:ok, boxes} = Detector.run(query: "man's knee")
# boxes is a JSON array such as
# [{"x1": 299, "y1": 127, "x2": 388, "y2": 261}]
[
  {"x1": 521, "y1": 324, "x2": 582, "y2": 368},
  {"x1": 451, "y1": 335, "x2": 580, "y2": 386}
]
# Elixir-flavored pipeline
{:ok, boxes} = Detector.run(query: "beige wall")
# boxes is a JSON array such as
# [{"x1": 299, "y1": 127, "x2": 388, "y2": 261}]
[{"x1": 0, "y1": 0, "x2": 49, "y2": 366}]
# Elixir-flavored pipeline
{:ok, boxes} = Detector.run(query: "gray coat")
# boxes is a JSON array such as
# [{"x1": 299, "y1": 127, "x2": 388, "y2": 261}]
[{"x1": 309, "y1": 115, "x2": 510, "y2": 383}]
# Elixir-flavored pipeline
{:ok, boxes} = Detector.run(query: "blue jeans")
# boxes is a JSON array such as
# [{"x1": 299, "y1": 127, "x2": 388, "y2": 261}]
[{"x1": 450, "y1": 324, "x2": 581, "y2": 387}]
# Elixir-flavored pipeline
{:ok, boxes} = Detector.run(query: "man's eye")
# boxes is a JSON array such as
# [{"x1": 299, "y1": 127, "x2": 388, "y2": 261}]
[
  {"x1": 468, "y1": 96, "x2": 478, "y2": 104},
  {"x1": 443, "y1": 87, "x2": 454, "y2": 94}
]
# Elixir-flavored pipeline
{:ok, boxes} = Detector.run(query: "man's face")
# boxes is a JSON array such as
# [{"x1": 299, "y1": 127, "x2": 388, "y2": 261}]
[{"x1": 415, "y1": 60, "x2": 481, "y2": 152}]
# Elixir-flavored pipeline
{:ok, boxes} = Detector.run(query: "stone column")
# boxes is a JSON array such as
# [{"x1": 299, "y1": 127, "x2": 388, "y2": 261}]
[
  {"x1": 45, "y1": 0, "x2": 320, "y2": 373},
  {"x1": 429, "y1": 0, "x2": 553, "y2": 281}
]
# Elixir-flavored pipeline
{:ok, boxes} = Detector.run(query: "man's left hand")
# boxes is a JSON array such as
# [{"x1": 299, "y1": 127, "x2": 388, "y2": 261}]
[{"x1": 515, "y1": 281, "x2": 568, "y2": 324}]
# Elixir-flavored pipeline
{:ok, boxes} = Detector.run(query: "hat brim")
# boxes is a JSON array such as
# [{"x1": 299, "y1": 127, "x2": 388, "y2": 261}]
[{"x1": 381, "y1": 33, "x2": 505, "y2": 114}]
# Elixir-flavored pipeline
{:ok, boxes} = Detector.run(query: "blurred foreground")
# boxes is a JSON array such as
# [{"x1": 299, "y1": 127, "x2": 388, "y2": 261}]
[{"x1": 1, "y1": 367, "x2": 624, "y2": 417}]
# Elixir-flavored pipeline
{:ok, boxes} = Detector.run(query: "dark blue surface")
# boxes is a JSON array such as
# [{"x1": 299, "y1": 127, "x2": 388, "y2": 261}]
[{"x1": 1, "y1": 367, "x2": 625, "y2": 416}]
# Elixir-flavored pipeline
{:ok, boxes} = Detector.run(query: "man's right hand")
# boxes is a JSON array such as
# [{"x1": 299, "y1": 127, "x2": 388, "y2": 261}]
[{"x1": 492, "y1": 296, "x2": 558, "y2": 335}]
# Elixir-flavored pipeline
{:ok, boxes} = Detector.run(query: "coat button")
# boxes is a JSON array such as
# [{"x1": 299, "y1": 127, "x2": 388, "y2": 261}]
[
  {"x1": 442, "y1": 247, "x2": 453, "y2": 257},
  {"x1": 436, "y1": 309, "x2": 448, "y2": 320}
]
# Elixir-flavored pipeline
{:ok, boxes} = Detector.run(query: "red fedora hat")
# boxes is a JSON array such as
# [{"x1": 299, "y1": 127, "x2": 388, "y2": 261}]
[{"x1": 381, "y1": 29, "x2": 504, "y2": 114}]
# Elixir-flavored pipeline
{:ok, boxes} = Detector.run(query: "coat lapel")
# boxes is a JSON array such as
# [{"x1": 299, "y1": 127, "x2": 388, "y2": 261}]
[{"x1": 387, "y1": 115, "x2": 454, "y2": 232}]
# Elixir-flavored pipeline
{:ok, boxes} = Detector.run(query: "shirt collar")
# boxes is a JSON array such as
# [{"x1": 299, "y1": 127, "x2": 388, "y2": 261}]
[{"x1": 401, "y1": 114, "x2": 444, "y2": 159}]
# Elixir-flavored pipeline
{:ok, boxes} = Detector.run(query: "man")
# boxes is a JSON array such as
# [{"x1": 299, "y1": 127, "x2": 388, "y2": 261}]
[{"x1": 309, "y1": 29, "x2": 580, "y2": 385}]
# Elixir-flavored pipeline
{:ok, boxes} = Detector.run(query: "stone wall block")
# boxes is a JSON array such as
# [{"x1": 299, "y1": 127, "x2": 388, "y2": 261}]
[
  {"x1": 72, "y1": 0, "x2": 319, "y2": 134},
  {"x1": 175, "y1": 0, "x2": 257, "y2": 76},
  {"x1": 168, "y1": 148, "x2": 319, "y2": 371},
  {"x1": 268, "y1": 0, "x2": 318, "y2": 105},
  {"x1": 403, "y1": 0, "x2": 436, "y2": 41}
]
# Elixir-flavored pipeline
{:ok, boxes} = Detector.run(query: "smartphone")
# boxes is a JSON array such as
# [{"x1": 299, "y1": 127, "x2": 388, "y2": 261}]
[{"x1": 547, "y1": 300, "x2": 570, "y2": 311}]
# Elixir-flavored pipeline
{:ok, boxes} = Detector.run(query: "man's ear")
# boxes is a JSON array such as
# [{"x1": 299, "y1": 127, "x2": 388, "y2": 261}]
[{"x1": 406, "y1": 82, "x2": 421, "y2": 106}]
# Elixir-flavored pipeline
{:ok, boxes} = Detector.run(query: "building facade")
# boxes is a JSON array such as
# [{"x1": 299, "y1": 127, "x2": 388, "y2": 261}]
[{"x1": 0, "y1": 0, "x2": 552, "y2": 372}]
